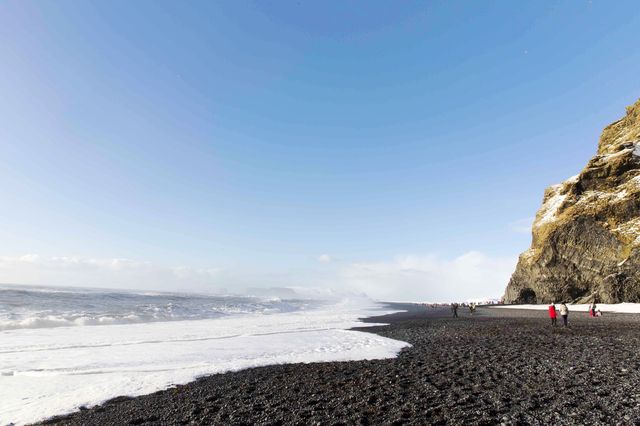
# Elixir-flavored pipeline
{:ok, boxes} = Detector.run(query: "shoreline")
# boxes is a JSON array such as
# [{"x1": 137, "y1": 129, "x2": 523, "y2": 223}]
[
  {"x1": 38, "y1": 303, "x2": 640, "y2": 425},
  {"x1": 2, "y1": 299, "x2": 408, "y2": 425}
]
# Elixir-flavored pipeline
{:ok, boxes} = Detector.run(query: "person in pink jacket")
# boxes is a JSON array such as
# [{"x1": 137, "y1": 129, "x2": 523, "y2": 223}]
[{"x1": 548, "y1": 303, "x2": 557, "y2": 326}]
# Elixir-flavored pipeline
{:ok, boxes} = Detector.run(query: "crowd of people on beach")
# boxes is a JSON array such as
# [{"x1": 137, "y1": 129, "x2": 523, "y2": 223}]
[
  {"x1": 449, "y1": 302, "x2": 478, "y2": 317},
  {"x1": 443, "y1": 300, "x2": 603, "y2": 326},
  {"x1": 548, "y1": 301, "x2": 601, "y2": 327}
]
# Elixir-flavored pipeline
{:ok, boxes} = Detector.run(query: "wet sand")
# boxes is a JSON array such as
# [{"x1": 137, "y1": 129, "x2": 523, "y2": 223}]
[{"x1": 39, "y1": 304, "x2": 640, "y2": 425}]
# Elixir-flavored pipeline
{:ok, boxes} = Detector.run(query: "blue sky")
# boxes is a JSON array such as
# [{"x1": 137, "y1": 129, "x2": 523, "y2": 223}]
[{"x1": 1, "y1": 1, "x2": 639, "y2": 300}]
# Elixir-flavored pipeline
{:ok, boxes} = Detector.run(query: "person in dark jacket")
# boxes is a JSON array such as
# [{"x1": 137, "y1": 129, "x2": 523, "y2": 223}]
[{"x1": 451, "y1": 303, "x2": 458, "y2": 318}]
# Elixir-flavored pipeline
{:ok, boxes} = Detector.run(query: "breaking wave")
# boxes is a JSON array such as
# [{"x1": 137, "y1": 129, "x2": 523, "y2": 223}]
[{"x1": 0, "y1": 284, "x2": 322, "y2": 331}]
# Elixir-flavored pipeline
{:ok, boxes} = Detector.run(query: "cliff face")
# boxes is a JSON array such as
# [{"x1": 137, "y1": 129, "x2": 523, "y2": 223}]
[{"x1": 504, "y1": 99, "x2": 640, "y2": 304}]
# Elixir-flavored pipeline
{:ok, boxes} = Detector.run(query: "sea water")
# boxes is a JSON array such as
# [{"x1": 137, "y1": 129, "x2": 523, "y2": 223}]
[{"x1": 0, "y1": 285, "x2": 409, "y2": 424}]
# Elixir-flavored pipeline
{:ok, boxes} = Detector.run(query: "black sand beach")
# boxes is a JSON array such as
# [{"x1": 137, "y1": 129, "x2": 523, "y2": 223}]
[{"x1": 39, "y1": 305, "x2": 640, "y2": 425}]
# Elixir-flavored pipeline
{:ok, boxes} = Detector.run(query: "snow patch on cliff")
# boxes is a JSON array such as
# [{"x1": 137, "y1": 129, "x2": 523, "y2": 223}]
[
  {"x1": 520, "y1": 248, "x2": 536, "y2": 261},
  {"x1": 614, "y1": 218, "x2": 640, "y2": 246},
  {"x1": 600, "y1": 147, "x2": 634, "y2": 161},
  {"x1": 535, "y1": 186, "x2": 566, "y2": 227},
  {"x1": 566, "y1": 174, "x2": 580, "y2": 184}
]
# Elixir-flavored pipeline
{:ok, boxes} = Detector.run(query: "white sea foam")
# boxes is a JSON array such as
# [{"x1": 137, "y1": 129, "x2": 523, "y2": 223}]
[
  {"x1": 0, "y1": 288, "x2": 409, "y2": 425},
  {"x1": 0, "y1": 284, "x2": 318, "y2": 331}
]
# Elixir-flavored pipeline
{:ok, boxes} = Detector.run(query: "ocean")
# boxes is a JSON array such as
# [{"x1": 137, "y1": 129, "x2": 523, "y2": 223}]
[
  {"x1": 0, "y1": 285, "x2": 408, "y2": 424},
  {"x1": 0, "y1": 284, "x2": 322, "y2": 331}
]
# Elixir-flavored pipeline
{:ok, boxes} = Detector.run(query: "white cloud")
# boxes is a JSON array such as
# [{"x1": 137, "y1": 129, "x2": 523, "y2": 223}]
[
  {"x1": 0, "y1": 255, "x2": 223, "y2": 293},
  {"x1": 0, "y1": 251, "x2": 518, "y2": 302},
  {"x1": 508, "y1": 217, "x2": 534, "y2": 234},
  {"x1": 339, "y1": 251, "x2": 517, "y2": 303}
]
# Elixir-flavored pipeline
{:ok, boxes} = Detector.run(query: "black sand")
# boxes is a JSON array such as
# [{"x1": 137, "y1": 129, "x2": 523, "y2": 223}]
[{"x1": 38, "y1": 305, "x2": 640, "y2": 425}]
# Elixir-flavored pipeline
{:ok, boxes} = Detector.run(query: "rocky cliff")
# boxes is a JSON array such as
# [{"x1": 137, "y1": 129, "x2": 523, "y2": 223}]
[{"x1": 504, "y1": 99, "x2": 640, "y2": 304}]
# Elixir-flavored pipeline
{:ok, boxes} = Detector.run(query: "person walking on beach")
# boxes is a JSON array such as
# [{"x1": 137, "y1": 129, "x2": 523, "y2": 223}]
[
  {"x1": 548, "y1": 302, "x2": 557, "y2": 326},
  {"x1": 560, "y1": 302, "x2": 569, "y2": 327},
  {"x1": 451, "y1": 303, "x2": 458, "y2": 318}
]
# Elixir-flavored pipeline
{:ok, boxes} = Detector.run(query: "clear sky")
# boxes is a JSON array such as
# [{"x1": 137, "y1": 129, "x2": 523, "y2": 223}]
[{"x1": 1, "y1": 1, "x2": 639, "y2": 300}]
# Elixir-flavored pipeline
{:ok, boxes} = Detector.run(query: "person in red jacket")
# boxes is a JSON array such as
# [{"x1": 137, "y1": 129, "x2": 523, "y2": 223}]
[{"x1": 548, "y1": 303, "x2": 557, "y2": 326}]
